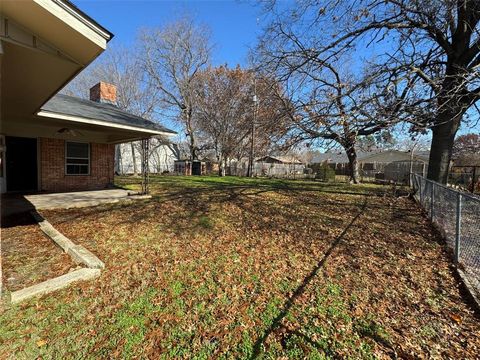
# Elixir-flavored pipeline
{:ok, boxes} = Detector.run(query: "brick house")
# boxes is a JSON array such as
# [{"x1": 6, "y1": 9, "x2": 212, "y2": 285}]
[{"x1": 0, "y1": 1, "x2": 175, "y2": 194}]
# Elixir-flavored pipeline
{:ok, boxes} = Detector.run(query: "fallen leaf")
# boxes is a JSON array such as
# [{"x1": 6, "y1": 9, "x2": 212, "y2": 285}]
[
  {"x1": 36, "y1": 339, "x2": 47, "y2": 347},
  {"x1": 449, "y1": 313, "x2": 462, "y2": 324}
]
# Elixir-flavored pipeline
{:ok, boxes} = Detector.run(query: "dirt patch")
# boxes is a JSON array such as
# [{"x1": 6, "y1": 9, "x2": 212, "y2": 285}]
[{"x1": 1, "y1": 212, "x2": 80, "y2": 292}]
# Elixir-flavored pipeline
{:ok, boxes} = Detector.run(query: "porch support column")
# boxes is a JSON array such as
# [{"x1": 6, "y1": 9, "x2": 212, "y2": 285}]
[{"x1": 141, "y1": 138, "x2": 150, "y2": 195}]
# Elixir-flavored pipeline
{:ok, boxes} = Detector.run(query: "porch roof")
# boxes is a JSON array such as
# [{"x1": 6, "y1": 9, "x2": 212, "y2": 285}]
[{"x1": 39, "y1": 94, "x2": 176, "y2": 137}]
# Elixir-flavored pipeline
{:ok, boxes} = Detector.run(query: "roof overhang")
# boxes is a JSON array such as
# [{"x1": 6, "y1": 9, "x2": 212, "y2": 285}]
[
  {"x1": 1, "y1": 111, "x2": 173, "y2": 144},
  {"x1": 36, "y1": 110, "x2": 176, "y2": 143},
  {"x1": 0, "y1": 0, "x2": 112, "y2": 123}
]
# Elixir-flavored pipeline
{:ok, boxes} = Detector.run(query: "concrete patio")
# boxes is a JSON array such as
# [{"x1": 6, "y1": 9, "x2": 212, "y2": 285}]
[
  {"x1": 1, "y1": 189, "x2": 148, "y2": 216},
  {"x1": 26, "y1": 189, "x2": 135, "y2": 210}
]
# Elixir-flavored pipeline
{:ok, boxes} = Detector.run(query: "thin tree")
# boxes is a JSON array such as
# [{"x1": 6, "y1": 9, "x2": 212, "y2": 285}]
[
  {"x1": 138, "y1": 16, "x2": 212, "y2": 161},
  {"x1": 194, "y1": 66, "x2": 253, "y2": 176},
  {"x1": 194, "y1": 66, "x2": 291, "y2": 176}
]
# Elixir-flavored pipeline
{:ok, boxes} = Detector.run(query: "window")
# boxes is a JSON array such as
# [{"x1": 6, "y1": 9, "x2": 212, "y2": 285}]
[{"x1": 66, "y1": 142, "x2": 90, "y2": 175}]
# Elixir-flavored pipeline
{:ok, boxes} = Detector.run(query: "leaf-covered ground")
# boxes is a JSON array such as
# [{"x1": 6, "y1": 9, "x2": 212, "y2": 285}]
[
  {"x1": 1, "y1": 212, "x2": 78, "y2": 292},
  {"x1": 0, "y1": 176, "x2": 479, "y2": 359}
]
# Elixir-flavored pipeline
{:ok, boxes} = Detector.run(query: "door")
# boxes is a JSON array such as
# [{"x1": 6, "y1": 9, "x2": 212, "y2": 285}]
[
  {"x1": 192, "y1": 161, "x2": 202, "y2": 176},
  {"x1": 6, "y1": 136, "x2": 38, "y2": 192}
]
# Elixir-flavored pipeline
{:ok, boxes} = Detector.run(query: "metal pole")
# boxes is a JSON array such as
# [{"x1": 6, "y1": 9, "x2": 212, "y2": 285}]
[
  {"x1": 455, "y1": 192, "x2": 462, "y2": 264},
  {"x1": 409, "y1": 144, "x2": 415, "y2": 187},
  {"x1": 248, "y1": 77, "x2": 257, "y2": 178},
  {"x1": 420, "y1": 176, "x2": 424, "y2": 206}
]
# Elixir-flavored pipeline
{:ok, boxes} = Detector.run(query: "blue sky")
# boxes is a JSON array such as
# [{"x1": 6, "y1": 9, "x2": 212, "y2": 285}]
[
  {"x1": 74, "y1": 0, "x2": 263, "y2": 67},
  {"x1": 73, "y1": 0, "x2": 477, "y2": 142}
]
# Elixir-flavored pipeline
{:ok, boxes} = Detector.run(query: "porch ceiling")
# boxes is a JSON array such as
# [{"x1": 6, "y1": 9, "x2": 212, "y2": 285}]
[
  {"x1": 0, "y1": 0, "x2": 111, "y2": 124},
  {"x1": 1, "y1": 41, "x2": 81, "y2": 123},
  {"x1": 2, "y1": 113, "x2": 169, "y2": 144}
]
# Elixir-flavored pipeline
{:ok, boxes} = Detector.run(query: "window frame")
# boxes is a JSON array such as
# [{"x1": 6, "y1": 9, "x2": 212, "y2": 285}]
[{"x1": 65, "y1": 141, "x2": 90, "y2": 176}]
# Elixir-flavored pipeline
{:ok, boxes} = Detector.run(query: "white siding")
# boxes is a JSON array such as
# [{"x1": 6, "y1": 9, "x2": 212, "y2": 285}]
[{"x1": 115, "y1": 139, "x2": 179, "y2": 174}]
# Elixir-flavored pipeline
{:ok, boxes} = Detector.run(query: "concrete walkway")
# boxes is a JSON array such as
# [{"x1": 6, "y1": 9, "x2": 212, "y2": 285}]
[{"x1": 24, "y1": 189, "x2": 133, "y2": 210}]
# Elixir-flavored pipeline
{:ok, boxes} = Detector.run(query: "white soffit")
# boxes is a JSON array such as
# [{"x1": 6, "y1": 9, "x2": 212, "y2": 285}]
[{"x1": 37, "y1": 110, "x2": 176, "y2": 137}]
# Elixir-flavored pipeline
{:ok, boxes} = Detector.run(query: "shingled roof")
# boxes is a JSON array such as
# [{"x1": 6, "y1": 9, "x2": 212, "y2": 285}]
[
  {"x1": 311, "y1": 149, "x2": 430, "y2": 164},
  {"x1": 41, "y1": 94, "x2": 176, "y2": 135}
]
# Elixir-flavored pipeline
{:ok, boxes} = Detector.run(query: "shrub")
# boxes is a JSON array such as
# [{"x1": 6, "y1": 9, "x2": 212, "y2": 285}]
[{"x1": 313, "y1": 164, "x2": 336, "y2": 182}]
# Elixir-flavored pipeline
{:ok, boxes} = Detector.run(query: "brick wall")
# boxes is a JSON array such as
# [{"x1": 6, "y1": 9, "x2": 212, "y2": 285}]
[{"x1": 40, "y1": 138, "x2": 114, "y2": 192}]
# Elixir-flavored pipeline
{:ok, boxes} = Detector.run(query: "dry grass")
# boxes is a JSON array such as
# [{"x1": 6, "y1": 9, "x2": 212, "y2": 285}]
[
  {"x1": 1, "y1": 212, "x2": 78, "y2": 292},
  {"x1": 0, "y1": 176, "x2": 478, "y2": 359}
]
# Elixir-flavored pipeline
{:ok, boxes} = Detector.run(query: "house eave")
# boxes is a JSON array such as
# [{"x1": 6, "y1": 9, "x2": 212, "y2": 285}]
[
  {"x1": 36, "y1": 110, "x2": 176, "y2": 138},
  {"x1": 54, "y1": 0, "x2": 113, "y2": 43}
]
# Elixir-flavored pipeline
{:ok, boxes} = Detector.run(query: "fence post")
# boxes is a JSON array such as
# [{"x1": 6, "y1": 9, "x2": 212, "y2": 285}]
[
  {"x1": 430, "y1": 182, "x2": 435, "y2": 221},
  {"x1": 420, "y1": 176, "x2": 424, "y2": 205},
  {"x1": 455, "y1": 192, "x2": 462, "y2": 264}
]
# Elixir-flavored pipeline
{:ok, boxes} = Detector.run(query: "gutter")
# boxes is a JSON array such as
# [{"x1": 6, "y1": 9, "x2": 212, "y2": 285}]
[{"x1": 54, "y1": 0, "x2": 114, "y2": 42}]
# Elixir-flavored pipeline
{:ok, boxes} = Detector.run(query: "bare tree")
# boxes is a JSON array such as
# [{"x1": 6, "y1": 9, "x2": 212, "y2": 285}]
[
  {"x1": 258, "y1": 0, "x2": 480, "y2": 184},
  {"x1": 63, "y1": 45, "x2": 161, "y2": 175},
  {"x1": 259, "y1": 58, "x2": 397, "y2": 183},
  {"x1": 194, "y1": 65, "x2": 291, "y2": 176},
  {"x1": 138, "y1": 16, "x2": 212, "y2": 160},
  {"x1": 194, "y1": 66, "x2": 252, "y2": 176}
]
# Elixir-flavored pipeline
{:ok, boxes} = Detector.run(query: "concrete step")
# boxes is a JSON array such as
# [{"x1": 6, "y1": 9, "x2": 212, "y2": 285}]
[{"x1": 10, "y1": 268, "x2": 101, "y2": 304}]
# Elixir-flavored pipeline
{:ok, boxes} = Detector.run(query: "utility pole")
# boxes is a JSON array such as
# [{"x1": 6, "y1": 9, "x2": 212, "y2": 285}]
[{"x1": 248, "y1": 77, "x2": 258, "y2": 177}]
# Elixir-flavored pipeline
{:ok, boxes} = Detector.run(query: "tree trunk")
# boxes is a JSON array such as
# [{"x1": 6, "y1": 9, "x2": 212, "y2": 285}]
[
  {"x1": 344, "y1": 143, "x2": 359, "y2": 184},
  {"x1": 218, "y1": 157, "x2": 225, "y2": 177},
  {"x1": 427, "y1": 110, "x2": 462, "y2": 184},
  {"x1": 189, "y1": 136, "x2": 197, "y2": 160},
  {"x1": 131, "y1": 142, "x2": 138, "y2": 176},
  {"x1": 115, "y1": 144, "x2": 123, "y2": 175},
  {"x1": 223, "y1": 158, "x2": 227, "y2": 177},
  {"x1": 185, "y1": 110, "x2": 197, "y2": 160}
]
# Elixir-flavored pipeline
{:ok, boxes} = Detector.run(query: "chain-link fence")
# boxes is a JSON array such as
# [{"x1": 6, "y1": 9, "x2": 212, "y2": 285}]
[{"x1": 411, "y1": 173, "x2": 480, "y2": 297}]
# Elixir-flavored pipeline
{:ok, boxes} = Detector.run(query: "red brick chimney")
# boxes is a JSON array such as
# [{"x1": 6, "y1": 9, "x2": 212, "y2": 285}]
[{"x1": 89, "y1": 82, "x2": 117, "y2": 105}]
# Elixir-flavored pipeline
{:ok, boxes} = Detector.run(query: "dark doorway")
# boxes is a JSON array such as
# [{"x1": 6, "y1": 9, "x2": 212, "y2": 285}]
[
  {"x1": 6, "y1": 136, "x2": 38, "y2": 192},
  {"x1": 192, "y1": 161, "x2": 202, "y2": 176}
]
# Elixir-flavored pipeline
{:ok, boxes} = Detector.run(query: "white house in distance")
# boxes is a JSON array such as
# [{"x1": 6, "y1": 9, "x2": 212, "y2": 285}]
[{"x1": 115, "y1": 138, "x2": 180, "y2": 175}]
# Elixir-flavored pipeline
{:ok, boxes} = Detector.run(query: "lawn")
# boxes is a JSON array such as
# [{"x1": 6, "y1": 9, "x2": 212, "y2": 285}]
[{"x1": 0, "y1": 176, "x2": 479, "y2": 358}]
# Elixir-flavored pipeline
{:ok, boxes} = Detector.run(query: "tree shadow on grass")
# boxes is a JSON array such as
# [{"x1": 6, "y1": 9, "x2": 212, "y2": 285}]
[{"x1": 249, "y1": 196, "x2": 369, "y2": 359}]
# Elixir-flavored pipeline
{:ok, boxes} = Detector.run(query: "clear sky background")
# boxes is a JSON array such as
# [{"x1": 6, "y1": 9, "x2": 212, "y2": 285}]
[
  {"x1": 73, "y1": 0, "x2": 263, "y2": 67},
  {"x1": 72, "y1": 0, "x2": 477, "y2": 142}
]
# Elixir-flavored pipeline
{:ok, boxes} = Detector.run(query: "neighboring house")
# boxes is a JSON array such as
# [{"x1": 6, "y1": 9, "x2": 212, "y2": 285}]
[
  {"x1": 116, "y1": 139, "x2": 180, "y2": 175},
  {"x1": 311, "y1": 149, "x2": 429, "y2": 182},
  {"x1": 256, "y1": 155, "x2": 303, "y2": 165},
  {"x1": 311, "y1": 150, "x2": 429, "y2": 172},
  {"x1": 0, "y1": 1, "x2": 176, "y2": 193},
  {"x1": 224, "y1": 155, "x2": 305, "y2": 178},
  {"x1": 255, "y1": 155, "x2": 305, "y2": 178}
]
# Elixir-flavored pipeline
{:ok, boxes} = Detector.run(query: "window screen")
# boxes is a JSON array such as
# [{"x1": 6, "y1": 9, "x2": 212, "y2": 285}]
[{"x1": 66, "y1": 142, "x2": 90, "y2": 175}]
